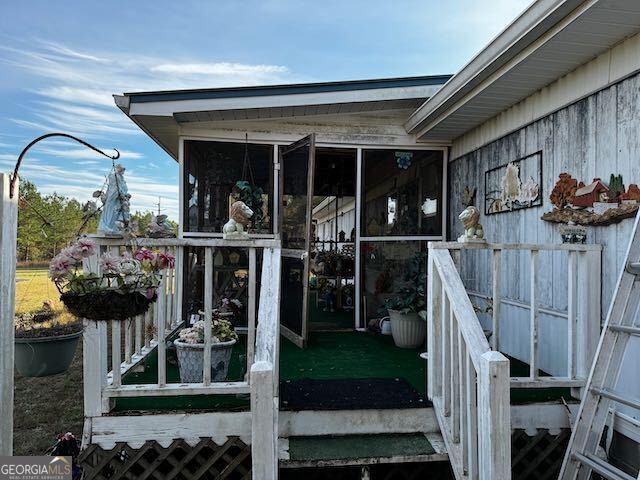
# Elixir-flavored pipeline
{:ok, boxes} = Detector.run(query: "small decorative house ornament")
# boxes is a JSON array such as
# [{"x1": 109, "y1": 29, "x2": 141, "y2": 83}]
[
  {"x1": 97, "y1": 164, "x2": 131, "y2": 236},
  {"x1": 223, "y1": 201, "x2": 253, "y2": 239},
  {"x1": 572, "y1": 178, "x2": 609, "y2": 208},
  {"x1": 457, "y1": 206, "x2": 485, "y2": 243}
]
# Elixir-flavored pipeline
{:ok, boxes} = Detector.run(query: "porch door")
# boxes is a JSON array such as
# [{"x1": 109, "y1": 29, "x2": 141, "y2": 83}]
[{"x1": 278, "y1": 134, "x2": 316, "y2": 348}]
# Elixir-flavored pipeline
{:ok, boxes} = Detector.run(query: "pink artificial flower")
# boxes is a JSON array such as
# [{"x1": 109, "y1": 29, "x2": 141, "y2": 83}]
[
  {"x1": 100, "y1": 253, "x2": 120, "y2": 273},
  {"x1": 155, "y1": 252, "x2": 175, "y2": 270},
  {"x1": 48, "y1": 254, "x2": 75, "y2": 279},
  {"x1": 75, "y1": 238, "x2": 97, "y2": 258},
  {"x1": 134, "y1": 248, "x2": 155, "y2": 262},
  {"x1": 60, "y1": 246, "x2": 82, "y2": 261}
]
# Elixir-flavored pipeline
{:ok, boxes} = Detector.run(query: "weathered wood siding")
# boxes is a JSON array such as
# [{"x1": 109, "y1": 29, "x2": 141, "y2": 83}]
[{"x1": 448, "y1": 72, "x2": 640, "y2": 404}]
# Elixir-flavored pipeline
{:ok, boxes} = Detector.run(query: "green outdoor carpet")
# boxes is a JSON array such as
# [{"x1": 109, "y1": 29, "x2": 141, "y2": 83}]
[
  {"x1": 113, "y1": 330, "x2": 575, "y2": 412},
  {"x1": 286, "y1": 434, "x2": 436, "y2": 462}
]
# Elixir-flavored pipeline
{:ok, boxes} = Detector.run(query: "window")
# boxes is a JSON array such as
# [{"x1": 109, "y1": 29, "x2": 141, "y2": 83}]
[
  {"x1": 361, "y1": 149, "x2": 443, "y2": 237},
  {"x1": 184, "y1": 140, "x2": 274, "y2": 233}
]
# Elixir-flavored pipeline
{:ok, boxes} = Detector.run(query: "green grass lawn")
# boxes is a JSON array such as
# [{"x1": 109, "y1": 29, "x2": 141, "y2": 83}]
[{"x1": 13, "y1": 267, "x2": 84, "y2": 455}]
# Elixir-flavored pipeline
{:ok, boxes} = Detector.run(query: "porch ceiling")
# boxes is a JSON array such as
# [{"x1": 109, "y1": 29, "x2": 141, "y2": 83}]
[{"x1": 407, "y1": 0, "x2": 640, "y2": 142}]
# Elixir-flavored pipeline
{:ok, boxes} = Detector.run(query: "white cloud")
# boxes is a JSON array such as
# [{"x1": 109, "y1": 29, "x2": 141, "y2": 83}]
[{"x1": 152, "y1": 62, "x2": 288, "y2": 75}]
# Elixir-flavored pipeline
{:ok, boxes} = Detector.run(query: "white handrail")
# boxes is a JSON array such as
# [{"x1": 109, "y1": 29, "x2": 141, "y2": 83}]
[{"x1": 428, "y1": 247, "x2": 511, "y2": 480}]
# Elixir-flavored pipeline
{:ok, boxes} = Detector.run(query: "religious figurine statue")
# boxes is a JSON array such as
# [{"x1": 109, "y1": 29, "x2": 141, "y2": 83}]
[
  {"x1": 223, "y1": 201, "x2": 253, "y2": 239},
  {"x1": 148, "y1": 214, "x2": 175, "y2": 238},
  {"x1": 97, "y1": 164, "x2": 131, "y2": 235},
  {"x1": 458, "y1": 206, "x2": 485, "y2": 243}
]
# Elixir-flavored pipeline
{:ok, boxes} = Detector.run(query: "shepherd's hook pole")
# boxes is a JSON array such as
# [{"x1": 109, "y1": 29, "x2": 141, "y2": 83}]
[{"x1": 10, "y1": 132, "x2": 120, "y2": 198}]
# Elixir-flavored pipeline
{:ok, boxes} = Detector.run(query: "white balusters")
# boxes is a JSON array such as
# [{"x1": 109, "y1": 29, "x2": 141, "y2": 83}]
[
  {"x1": 491, "y1": 249, "x2": 501, "y2": 350},
  {"x1": 111, "y1": 322, "x2": 122, "y2": 388},
  {"x1": 529, "y1": 249, "x2": 539, "y2": 379},
  {"x1": 203, "y1": 247, "x2": 214, "y2": 387}
]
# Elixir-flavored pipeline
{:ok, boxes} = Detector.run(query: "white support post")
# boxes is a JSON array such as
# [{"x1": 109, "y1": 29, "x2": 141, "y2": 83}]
[
  {"x1": 0, "y1": 173, "x2": 18, "y2": 455},
  {"x1": 450, "y1": 317, "x2": 460, "y2": 443},
  {"x1": 466, "y1": 355, "x2": 478, "y2": 479},
  {"x1": 477, "y1": 351, "x2": 511, "y2": 480},
  {"x1": 529, "y1": 249, "x2": 539, "y2": 379},
  {"x1": 491, "y1": 249, "x2": 501, "y2": 350},
  {"x1": 427, "y1": 252, "x2": 442, "y2": 400},
  {"x1": 203, "y1": 247, "x2": 213, "y2": 386},
  {"x1": 251, "y1": 361, "x2": 278, "y2": 480},
  {"x1": 247, "y1": 247, "x2": 257, "y2": 379},
  {"x1": 83, "y1": 319, "x2": 103, "y2": 417}
]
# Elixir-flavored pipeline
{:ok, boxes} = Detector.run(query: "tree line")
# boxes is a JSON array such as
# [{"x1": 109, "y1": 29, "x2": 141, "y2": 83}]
[{"x1": 17, "y1": 179, "x2": 167, "y2": 262}]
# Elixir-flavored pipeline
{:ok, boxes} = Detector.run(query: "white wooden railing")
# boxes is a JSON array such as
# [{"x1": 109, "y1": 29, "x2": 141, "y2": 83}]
[
  {"x1": 82, "y1": 237, "x2": 279, "y2": 416},
  {"x1": 428, "y1": 247, "x2": 511, "y2": 480},
  {"x1": 430, "y1": 242, "x2": 602, "y2": 391}
]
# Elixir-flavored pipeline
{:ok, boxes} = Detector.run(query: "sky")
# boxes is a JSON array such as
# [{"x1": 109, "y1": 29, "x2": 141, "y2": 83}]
[{"x1": 0, "y1": 0, "x2": 531, "y2": 220}]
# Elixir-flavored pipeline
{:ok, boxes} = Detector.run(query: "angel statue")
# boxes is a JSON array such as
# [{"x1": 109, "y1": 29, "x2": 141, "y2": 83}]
[{"x1": 97, "y1": 164, "x2": 131, "y2": 235}]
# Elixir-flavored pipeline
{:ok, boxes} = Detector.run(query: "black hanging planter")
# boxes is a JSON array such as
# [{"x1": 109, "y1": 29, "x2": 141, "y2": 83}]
[{"x1": 60, "y1": 290, "x2": 157, "y2": 321}]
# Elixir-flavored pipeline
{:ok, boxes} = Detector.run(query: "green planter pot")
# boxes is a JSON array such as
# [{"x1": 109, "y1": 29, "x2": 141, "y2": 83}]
[{"x1": 14, "y1": 330, "x2": 83, "y2": 377}]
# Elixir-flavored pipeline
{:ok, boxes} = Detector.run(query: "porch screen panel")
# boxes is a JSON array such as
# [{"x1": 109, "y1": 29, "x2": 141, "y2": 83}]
[
  {"x1": 281, "y1": 143, "x2": 311, "y2": 250},
  {"x1": 184, "y1": 140, "x2": 274, "y2": 233},
  {"x1": 281, "y1": 256, "x2": 305, "y2": 336},
  {"x1": 361, "y1": 149, "x2": 443, "y2": 236},
  {"x1": 360, "y1": 240, "x2": 427, "y2": 322}
]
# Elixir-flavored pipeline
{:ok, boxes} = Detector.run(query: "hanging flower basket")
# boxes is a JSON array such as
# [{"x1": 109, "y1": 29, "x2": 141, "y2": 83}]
[
  {"x1": 49, "y1": 238, "x2": 174, "y2": 322},
  {"x1": 60, "y1": 290, "x2": 157, "y2": 321}
]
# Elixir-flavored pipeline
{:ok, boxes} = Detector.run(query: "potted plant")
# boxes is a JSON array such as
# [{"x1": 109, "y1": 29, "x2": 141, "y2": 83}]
[
  {"x1": 174, "y1": 314, "x2": 238, "y2": 382},
  {"x1": 385, "y1": 252, "x2": 427, "y2": 348},
  {"x1": 14, "y1": 302, "x2": 83, "y2": 377},
  {"x1": 49, "y1": 239, "x2": 174, "y2": 321}
]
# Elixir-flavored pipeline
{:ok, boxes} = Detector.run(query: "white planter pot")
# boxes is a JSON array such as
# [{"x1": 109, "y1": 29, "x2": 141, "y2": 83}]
[
  {"x1": 388, "y1": 309, "x2": 426, "y2": 348},
  {"x1": 174, "y1": 338, "x2": 236, "y2": 383}
]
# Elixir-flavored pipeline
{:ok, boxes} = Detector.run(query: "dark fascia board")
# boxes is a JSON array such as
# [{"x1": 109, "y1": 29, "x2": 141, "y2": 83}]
[
  {"x1": 405, "y1": 0, "x2": 587, "y2": 135},
  {"x1": 124, "y1": 75, "x2": 452, "y2": 104}
]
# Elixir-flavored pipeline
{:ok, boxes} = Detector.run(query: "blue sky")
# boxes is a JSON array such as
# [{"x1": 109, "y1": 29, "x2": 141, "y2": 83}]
[{"x1": 0, "y1": 0, "x2": 530, "y2": 220}]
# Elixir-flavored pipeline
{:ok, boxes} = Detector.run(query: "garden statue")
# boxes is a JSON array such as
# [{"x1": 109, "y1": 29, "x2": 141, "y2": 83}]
[
  {"x1": 148, "y1": 214, "x2": 175, "y2": 238},
  {"x1": 458, "y1": 206, "x2": 485, "y2": 242},
  {"x1": 223, "y1": 201, "x2": 253, "y2": 239},
  {"x1": 97, "y1": 164, "x2": 131, "y2": 235}
]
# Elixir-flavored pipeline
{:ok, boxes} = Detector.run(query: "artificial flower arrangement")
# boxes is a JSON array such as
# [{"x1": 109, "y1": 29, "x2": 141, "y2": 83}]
[
  {"x1": 48, "y1": 238, "x2": 174, "y2": 321},
  {"x1": 177, "y1": 316, "x2": 238, "y2": 345}
]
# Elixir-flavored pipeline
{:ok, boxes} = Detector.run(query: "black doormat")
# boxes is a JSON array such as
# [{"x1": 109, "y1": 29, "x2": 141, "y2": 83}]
[{"x1": 280, "y1": 378, "x2": 431, "y2": 411}]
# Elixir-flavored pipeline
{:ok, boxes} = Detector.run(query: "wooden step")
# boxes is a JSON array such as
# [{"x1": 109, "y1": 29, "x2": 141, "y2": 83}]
[{"x1": 279, "y1": 433, "x2": 448, "y2": 468}]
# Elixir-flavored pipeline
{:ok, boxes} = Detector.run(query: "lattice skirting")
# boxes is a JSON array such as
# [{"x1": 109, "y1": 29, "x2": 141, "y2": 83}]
[
  {"x1": 512, "y1": 428, "x2": 571, "y2": 480},
  {"x1": 78, "y1": 437, "x2": 251, "y2": 480}
]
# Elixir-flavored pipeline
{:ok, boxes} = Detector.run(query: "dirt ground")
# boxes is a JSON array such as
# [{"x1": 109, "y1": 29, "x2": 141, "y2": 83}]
[{"x1": 13, "y1": 267, "x2": 84, "y2": 455}]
